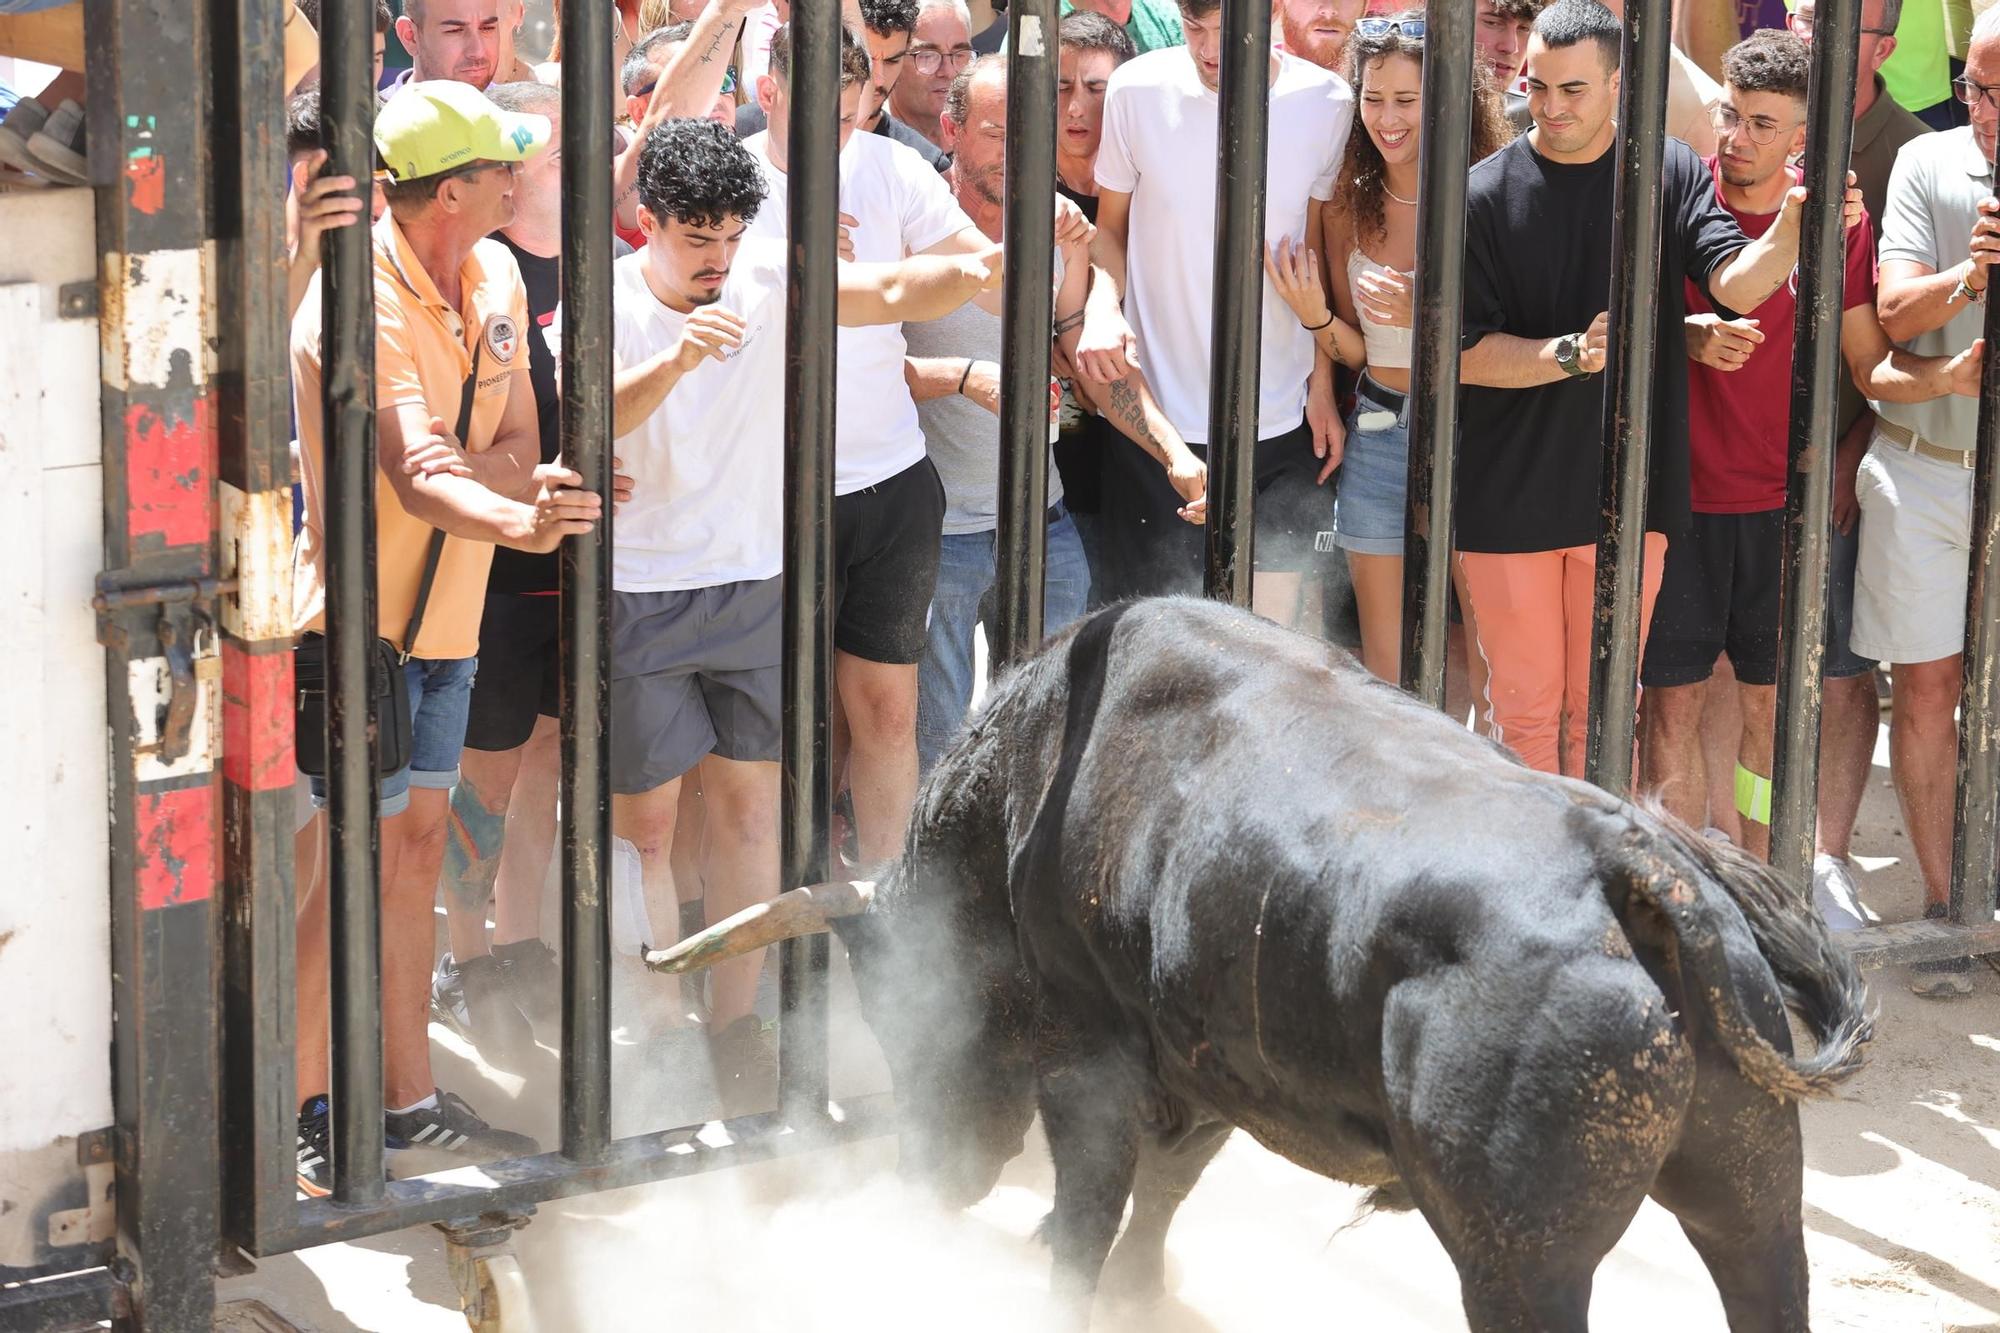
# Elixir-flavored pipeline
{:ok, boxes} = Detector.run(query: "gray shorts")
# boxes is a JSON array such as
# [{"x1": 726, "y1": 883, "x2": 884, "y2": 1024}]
[{"x1": 611, "y1": 577, "x2": 782, "y2": 796}]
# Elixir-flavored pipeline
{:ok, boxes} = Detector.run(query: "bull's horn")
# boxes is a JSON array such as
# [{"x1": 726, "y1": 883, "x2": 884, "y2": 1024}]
[{"x1": 643, "y1": 880, "x2": 875, "y2": 975}]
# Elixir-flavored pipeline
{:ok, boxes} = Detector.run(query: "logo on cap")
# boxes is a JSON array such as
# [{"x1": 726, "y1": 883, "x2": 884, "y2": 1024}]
[
  {"x1": 486, "y1": 314, "x2": 520, "y2": 363},
  {"x1": 510, "y1": 124, "x2": 536, "y2": 154}
]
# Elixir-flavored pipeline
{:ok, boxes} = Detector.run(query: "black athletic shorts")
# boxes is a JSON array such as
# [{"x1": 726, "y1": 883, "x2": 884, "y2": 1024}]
[
  {"x1": 832, "y1": 456, "x2": 947, "y2": 664},
  {"x1": 1641, "y1": 508, "x2": 1784, "y2": 689},
  {"x1": 1093, "y1": 421, "x2": 1335, "y2": 602},
  {"x1": 462, "y1": 591, "x2": 561, "y2": 753}
]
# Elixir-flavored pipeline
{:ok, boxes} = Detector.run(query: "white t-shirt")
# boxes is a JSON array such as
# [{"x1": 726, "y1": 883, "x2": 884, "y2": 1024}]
[
  {"x1": 1094, "y1": 48, "x2": 1353, "y2": 444},
  {"x1": 744, "y1": 128, "x2": 977, "y2": 493},
  {"x1": 590, "y1": 242, "x2": 790, "y2": 592}
]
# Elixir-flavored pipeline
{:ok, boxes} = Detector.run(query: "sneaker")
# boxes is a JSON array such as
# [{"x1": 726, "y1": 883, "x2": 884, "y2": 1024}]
[
  {"x1": 493, "y1": 937, "x2": 560, "y2": 1025},
  {"x1": 23, "y1": 99, "x2": 86, "y2": 185},
  {"x1": 708, "y1": 1015, "x2": 779, "y2": 1120},
  {"x1": 431, "y1": 950, "x2": 535, "y2": 1065},
  {"x1": 1910, "y1": 903, "x2": 1975, "y2": 999},
  {"x1": 296, "y1": 1095, "x2": 332, "y2": 1198},
  {"x1": 385, "y1": 1090, "x2": 539, "y2": 1168},
  {"x1": 1812, "y1": 853, "x2": 1870, "y2": 933}
]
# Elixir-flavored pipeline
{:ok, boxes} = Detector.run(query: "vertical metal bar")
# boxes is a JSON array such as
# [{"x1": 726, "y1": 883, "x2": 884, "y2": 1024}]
[
  {"x1": 993, "y1": 1, "x2": 1059, "y2": 664},
  {"x1": 1202, "y1": 0, "x2": 1271, "y2": 605},
  {"x1": 209, "y1": 0, "x2": 302, "y2": 1250},
  {"x1": 780, "y1": 0, "x2": 843, "y2": 1126},
  {"x1": 559, "y1": 0, "x2": 616, "y2": 1166},
  {"x1": 1583, "y1": 0, "x2": 1672, "y2": 791},
  {"x1": 1949, "y1": 259, "x2": 2000, "y2": 925},
  {"x1": 321, "y1": 0, "x2": 386, "y2": 1207},
  {"x1": 86, "y1": 0, "x2": 225, "y2": 1317},
  {"x1": 1399, "y1": 4, "x2": 1475, "y2": 704},
  {"x1": 1770, "y1": 0, "x2": 1861, "y2": 883}
]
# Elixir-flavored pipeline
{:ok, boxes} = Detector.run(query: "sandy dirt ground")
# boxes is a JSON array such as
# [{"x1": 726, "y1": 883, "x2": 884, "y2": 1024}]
[{"x1": 217, "y1": 734, "x2": 2000, "y2": 1332}]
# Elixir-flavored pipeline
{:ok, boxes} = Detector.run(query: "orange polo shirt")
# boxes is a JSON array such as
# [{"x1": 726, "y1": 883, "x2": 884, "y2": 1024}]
[{"x1": 292, "y1": 211, "x2": 532, "y2": 660}]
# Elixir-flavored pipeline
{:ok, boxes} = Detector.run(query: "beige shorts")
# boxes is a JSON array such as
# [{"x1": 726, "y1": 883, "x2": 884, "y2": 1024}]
[{"x1": 1851, "y1": 432, "x2": 1974, "y2": 666}]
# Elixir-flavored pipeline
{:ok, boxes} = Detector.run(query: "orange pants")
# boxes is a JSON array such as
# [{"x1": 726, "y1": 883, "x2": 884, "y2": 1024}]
[{"x1": 1456, "y1": 535, "x2": 1667, "y2": 779}]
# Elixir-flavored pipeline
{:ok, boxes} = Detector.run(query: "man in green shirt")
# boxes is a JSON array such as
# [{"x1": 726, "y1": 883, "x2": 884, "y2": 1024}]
[{"x1": 1059, "y1": 0, "x2": 1184, "y2": 53}]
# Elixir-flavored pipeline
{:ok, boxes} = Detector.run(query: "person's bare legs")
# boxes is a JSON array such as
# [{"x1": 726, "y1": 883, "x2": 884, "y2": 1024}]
[
  {"x1": 383, "y1": 789, "x2": 452, "y2": 1107},
  {"x1": 1815, "y1": 671, "x2": 1879, "y2": 862},
  {"x1": 1734, "y1": 683, "x2": 1778, "y2": 862},
  {"x1": 1250, "y1": 571, "x2": 1304, "y2": 629},
  {"x1": 692, "y1": 755, "x2": 780, "y2": 1027},
  {"x1": 1698, "y1": 658, "x2": 1743, "y2": 842},
  {"x1": 491, "y1": 716, "x2": 560, "y2": 947},
  {"x1": 1346, "y1": 552, "x2": 1404, "y2": 683},
  {"x1": 835, "y1": 651, "x2": 920, "y2": 866},
  {"x1": 1451, "y1": 561, "x2": 1490, "y2": 735},
  {"x1": 613, "y1": 777, "x2": 685, "y2": 952},
  {"x1": 670, "y1": 770, "x2": 708, "y2": 932},
  {"x1": 1887, "y1": 656, "x2": 1963, "y2": 911},
  {"x1": 441, "y1": 744, "x2": 528, "y2": 963},
  {"x1": 1640, "y1": 682, "x2": 1709, "y2": 830}
]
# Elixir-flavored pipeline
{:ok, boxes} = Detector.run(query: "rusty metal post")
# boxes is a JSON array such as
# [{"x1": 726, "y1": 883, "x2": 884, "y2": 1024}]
[{"x1": 1950, "y1": 250, "x2": 2000, "y2": 927}]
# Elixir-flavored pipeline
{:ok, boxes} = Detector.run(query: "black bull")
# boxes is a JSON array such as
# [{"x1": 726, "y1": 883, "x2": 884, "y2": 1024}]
[{"x1": 655, "y1": 597, "x2": 1874, "y2": 1331}]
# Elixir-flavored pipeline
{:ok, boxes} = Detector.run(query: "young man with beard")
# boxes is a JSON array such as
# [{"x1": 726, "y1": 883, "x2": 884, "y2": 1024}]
[
  {"x1": 1271, "y1": 0, "x2": 1365, "y2": 75},
  {"x1": 735, "y1": 0, "x2": 950, "y2": 172},
  {"x1": 904, "y1": 57, "x2": 1203, "y2": 769},
  {"x1": 597, "y1": 118, "x2": 1001, "y2": 1110},
  {"x1": 1475, "y1": 0, "x2": 1544, "y2": 129},
  {"x1": 889, "y1": 0, "x2": 976, "y2": 149},
  {"x1": 1075, "y1": 0, "x2": 1353, "y2": 620},
  {"x1": 1642, "y1": 30, "x2": 1978, "y2": 868},
  {"x1": 1453, "y1": 0, "x2": 1859, "y2": 780}
]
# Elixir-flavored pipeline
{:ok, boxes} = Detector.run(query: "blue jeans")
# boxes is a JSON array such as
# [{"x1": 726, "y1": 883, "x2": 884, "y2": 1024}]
[
  {"x1": 308, "y1": 655, "x2": 479, "y2": 818},
  {"x1": 917, "y1": 508, "x2": 1090, "y2": 771}
]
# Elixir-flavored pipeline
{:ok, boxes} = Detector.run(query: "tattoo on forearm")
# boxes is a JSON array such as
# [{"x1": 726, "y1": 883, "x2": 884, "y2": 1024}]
[
  {"x1": 443, "y1": 775, "x2": 509, "y2": 909},
  {"x1": 698, "y1": 29, "x2": 728, "y2": 63},
  {"x1": 1105, "y1": 377, "x2": 1162, "y2": 460}
]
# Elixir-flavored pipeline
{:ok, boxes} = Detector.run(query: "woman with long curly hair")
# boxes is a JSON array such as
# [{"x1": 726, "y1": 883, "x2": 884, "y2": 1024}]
[{"x1": 1268, "y1": 12, "x2": 1510, "y2": 687}]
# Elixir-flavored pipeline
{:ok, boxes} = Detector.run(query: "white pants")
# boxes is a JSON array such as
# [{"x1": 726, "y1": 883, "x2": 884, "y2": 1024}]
[{"x1": 1851, "y1": 432, "x2": 1974, "y2": 666}]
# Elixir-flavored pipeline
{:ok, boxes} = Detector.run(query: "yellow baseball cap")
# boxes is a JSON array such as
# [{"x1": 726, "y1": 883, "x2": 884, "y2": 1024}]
[{"x1": 375, "y1": 80, "x2": 551, "y2": 183}]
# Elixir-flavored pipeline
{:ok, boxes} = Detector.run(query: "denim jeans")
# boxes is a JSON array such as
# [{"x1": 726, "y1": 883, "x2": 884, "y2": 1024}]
[
  {"x1": 916, "y1": 508, "x2": 1091, "y2": 771},
  {"x1": 308, "y1": 655, "x2": 479, "y2": 818}
]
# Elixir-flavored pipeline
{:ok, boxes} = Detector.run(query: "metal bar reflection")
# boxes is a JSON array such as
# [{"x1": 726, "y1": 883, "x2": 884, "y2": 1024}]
[
  {"x1": 778, "y1": 1, "x2": 843, "y2": 1127},
  {"x1": 1202, "y1": 0, "x2": 1271, "y2": 605},
  {"x1": 1769, "y1": 0, "x2": 1861, "y2": 884},
  {"x1": 1583, "y1": 0, "x2": 1672, "y2": 792},
  {"x1": 993, "y1": 0, "x2": 1059, "y2": 664},
  {"x1": 1399, "y1": 2, "x2": 1475, "y2": 704},
  {"x1": 559, "y1": 0, "x2": 616, "y2": 1166},
  {"x1": 320, "y1": 0, "x2": 386, "y2": 1207}
]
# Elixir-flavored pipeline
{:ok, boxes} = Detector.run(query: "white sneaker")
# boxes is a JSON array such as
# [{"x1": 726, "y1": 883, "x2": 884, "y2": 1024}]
[{"x1": 1812, "y1": 853, "x2": 1870, "y2": 933}]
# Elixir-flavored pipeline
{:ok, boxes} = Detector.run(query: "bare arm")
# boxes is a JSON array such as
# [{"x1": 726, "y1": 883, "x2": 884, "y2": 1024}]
[
  {"x1": 1460, "y1": 312, "x2": 1608, "y2": 388},
  {"x1": 1842, "y1": 300, "x2": 1985, "y2": 402},
  {"x1": 1075, "y1": 189, "x2": 1138, "y2": 383},
  {"x1": 378, "y1": 402, "x2": 593, "y2": 552},
  {"x1": 1709, "y1": 177, "x2": 1864, "y2": 314},
  {"x1": 836, "y1": 246, "x2": 1004, "y2": 326},
  {"x1": 904, "y1": 356, "x2": 987, "y2": 404},
  {"x1": 458, "y1": 371, "x2": 543, "y2": 499},
  {"x1": 1877, "y1": 259, "x2": 1980, "y2": 344},
  {"x1": 612, "y1": 0, "x2": 757, "y2": 213}
]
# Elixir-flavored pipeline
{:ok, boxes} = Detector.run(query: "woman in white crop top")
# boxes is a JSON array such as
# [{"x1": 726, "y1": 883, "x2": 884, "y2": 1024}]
[{"x1": 1267, "y1": 13, "x2": 1509, "y2": 694}]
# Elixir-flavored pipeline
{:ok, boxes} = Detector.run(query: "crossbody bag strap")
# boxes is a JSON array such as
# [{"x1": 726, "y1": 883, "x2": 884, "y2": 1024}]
[{"x1": 400, "y1": 362, "x2": 477, "y2": 664}]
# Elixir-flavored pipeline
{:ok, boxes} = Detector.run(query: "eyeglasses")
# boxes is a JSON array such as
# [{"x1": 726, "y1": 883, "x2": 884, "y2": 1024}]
[
  {"x1": 1955, "y1": 75, "x2": 2000, "y2": 111},
  {"x1": 632, "y1": 65, "x2": 737, "y2": 102},
  {"x1": 1786, "y1": 11, "x2": 1896, "y2": 38},
  {"x1": 1710, "y1": 103, "x2": 1800, "y2": 146},
  {"x1": 1354, "y1": 17, "x2": 1424, "y2": 40},
  {"x1": 907, "y1": 47, "x2": 976, "y2": 76}
]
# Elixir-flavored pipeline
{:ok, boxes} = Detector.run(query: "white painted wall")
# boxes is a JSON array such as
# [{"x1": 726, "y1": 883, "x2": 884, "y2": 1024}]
[{"x1": 0, "y1": 186, "x2": 112, "y2": 1266}]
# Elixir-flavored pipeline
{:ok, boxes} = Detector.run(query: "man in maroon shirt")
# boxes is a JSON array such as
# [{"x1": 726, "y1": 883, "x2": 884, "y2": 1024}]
[{"x1": 1640, "y1": 29, "x2": 1979, "y2": 863}]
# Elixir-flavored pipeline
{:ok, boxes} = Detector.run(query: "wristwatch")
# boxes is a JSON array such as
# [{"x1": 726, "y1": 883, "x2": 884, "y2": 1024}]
[{"x1": 1554, "y1": 331, "x2": 1591, "y2": 378}]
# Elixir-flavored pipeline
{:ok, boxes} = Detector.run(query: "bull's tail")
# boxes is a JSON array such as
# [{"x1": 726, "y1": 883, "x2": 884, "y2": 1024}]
[{"x1": 1609, "y1": 812, "x2": 1874, "y2": 1101}]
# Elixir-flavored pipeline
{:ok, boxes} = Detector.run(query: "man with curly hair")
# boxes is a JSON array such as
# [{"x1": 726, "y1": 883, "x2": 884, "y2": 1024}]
[{"x1": 593, "y1": 118, "x2": 1003, "y2": 1112}]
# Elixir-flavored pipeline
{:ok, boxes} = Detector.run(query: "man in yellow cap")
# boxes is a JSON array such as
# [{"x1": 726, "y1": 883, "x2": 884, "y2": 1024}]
[{"x1": 288, "y1": 79, "x2": 608, "y2": 1194}]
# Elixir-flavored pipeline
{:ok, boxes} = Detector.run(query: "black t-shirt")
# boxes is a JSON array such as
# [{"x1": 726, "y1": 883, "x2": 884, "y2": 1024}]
[
  {"x1": 488, "y1": 234, "x2": 563, "y2": 595},
  {"x1": 1455, "y1": 134, "x2": 1744, "y2": 554},
  {"x1": 1057, "y1": 181, "x2": 1098, "y2": 224}
]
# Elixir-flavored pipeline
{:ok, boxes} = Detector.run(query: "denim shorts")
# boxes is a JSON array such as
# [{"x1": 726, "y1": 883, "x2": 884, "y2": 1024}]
[
  {"x1": 308, "y1": 655, "x2": 479, "y2": 818},
  {"x1": 1333, "y1": 374, "x2": 1411, "y2": 556}
]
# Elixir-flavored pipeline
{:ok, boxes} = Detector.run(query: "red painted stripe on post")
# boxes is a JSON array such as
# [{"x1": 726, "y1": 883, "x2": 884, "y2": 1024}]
[
  {"x1": 222, "y1": 641, "x2": 295, "y2": 792},
  {"x1": 125, "y1": 390, "x2": 216, "y2": 550},
  {"x1": 134, "y1": 781, "x2": 219, "y2": 910}
]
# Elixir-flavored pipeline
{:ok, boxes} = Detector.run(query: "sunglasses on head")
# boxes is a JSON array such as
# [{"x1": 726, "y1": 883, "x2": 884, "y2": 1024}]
[{"x1": 1354, "y1": 16, "x2": 1425, "y2": 40}]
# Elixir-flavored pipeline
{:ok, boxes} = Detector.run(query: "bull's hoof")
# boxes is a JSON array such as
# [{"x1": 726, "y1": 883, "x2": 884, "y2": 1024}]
[{"x1": 1096, "y1": 1237, "x2": 1168, "y2": 1308}]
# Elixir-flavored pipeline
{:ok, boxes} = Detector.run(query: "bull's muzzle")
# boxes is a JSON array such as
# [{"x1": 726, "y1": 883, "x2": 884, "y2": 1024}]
[{"x1": 643, "y1": 879, "x2": 876, "y2": 974}]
